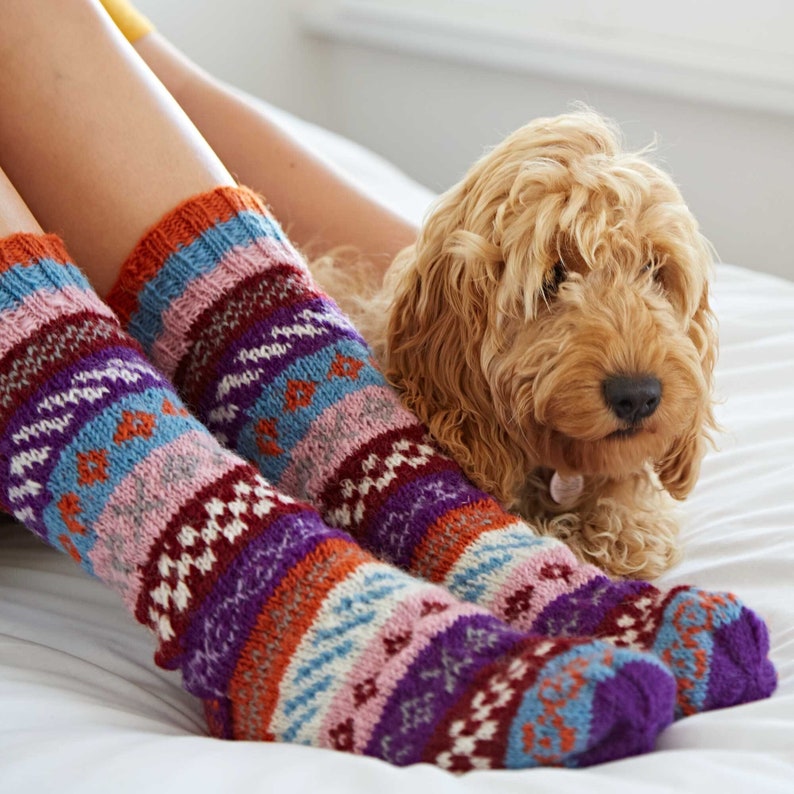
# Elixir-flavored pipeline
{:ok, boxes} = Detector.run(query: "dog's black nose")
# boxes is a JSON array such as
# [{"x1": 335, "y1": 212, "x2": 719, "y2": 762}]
[{"x1": 603, "y1": 375, "x2": 662, "y2": 423}]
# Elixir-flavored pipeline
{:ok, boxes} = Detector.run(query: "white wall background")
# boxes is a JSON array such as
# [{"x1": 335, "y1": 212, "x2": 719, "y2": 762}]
[{"x1": 135, "y1": 0, "x2": 794, "y2": 280}]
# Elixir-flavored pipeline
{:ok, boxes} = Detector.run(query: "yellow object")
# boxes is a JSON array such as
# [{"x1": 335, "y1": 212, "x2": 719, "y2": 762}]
[{"x1": 98, "y1": 0, "x2": 154, "y2": 43}]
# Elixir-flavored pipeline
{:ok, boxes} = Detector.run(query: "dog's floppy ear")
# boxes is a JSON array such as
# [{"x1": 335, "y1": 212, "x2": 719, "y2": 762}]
[
  {"x1": 381, "y1": 196, "x2": 526, "y2": 505},
  {"x1": 656, "y1": 283, "x2": 718, "y2": 498}
]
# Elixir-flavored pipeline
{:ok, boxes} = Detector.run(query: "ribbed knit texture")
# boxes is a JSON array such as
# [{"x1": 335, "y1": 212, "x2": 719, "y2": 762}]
[
  {"x1": 0, "y1": 231, "x2": 682, "y2": 769},
  {"x1": 106, "y1": 186, "x2": 776, "y2": 718}
]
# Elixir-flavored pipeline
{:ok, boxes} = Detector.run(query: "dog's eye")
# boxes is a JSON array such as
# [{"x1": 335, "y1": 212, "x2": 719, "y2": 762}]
[
  {"x1": 543, "y1": 261, "x2": 567, "y2": 296},
  {"x1": 641, "y1": 261, "x2": 661, "y2": 282}
]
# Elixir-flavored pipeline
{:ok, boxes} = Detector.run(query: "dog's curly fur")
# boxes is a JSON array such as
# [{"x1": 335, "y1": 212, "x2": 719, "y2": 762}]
[{"x1": 313, "y1": 109, "x2": 717, "y2": 580}]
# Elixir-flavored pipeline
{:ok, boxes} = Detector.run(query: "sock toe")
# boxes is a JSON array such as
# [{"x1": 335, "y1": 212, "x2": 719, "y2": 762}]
[
  {"x1": 572, "y1": 657, "x2": 675, "y2": 767},
  {"x1": 514, "y1": 645, "x2": 675, "y2": 768},
  {"x1": 653, "y1": 588, "x2": 777, "y2": 716},
  {"x1": 427, "y1": 640, "x2": 675, "y2": 770},
  {"x1": 703, "y1": 605, "x2": 778, "y2": 712}
]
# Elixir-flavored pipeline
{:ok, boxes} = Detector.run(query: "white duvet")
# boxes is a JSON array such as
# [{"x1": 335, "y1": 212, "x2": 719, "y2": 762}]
[{"x1": 1, "y1": 107, "x2": 792, "y2": 794}]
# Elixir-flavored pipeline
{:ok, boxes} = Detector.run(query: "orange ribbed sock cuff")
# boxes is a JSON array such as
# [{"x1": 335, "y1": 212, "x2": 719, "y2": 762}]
[
  {"x1": 99, "y1": 0, "x2": 154, "y2": 44},
  {"x1": 0, "y1": 233, "x2": 71, "y2": 273},
  {"x1": 105, "y1": 185, "x2": 270, "y2": 328}
]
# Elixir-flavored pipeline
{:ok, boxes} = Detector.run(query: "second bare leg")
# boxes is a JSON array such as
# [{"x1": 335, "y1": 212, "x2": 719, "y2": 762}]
[
  {"x1": 0, "y1": 170, "x2": 42, "y2": 239},
  {"x1": 132, "y1": 32, "x2": 418, "y2": 280},
  {"x1": 0, "y1": 0, "x2": 234, "y2": 296}
]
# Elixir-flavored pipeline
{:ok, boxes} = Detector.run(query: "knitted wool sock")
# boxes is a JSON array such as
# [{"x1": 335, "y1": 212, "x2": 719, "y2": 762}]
[
  {"x1": 0, "y1": 232, "x2": 679, "y2": 770},
  {"x1": 106, "y1": 186, "x2": 776, "y2": 718}
]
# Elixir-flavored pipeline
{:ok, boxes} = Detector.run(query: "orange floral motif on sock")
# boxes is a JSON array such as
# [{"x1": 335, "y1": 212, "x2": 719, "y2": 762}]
[
  {"x1": 327, "y1": 353, "x2": 363, "y2": 381},
  {"x1": 521, "y1": 652, "x2": 593, "y2": 763},
  {"x1": 255, "y1": 417, "x2": 284, "y2": 456},
  {"x1": 114, "y1": 410, "x2": 156, "y2": 444},
  {"x1": 58, "y1": 492, "x2": 86, "y2": 535},
  {"x1": 58, "y1": 533, "x2": 83, "y2": 563},
  {"x1": 658, "y1": 592, "x2": 726, "y2": 716},
  {"x1": 162, "y1": 397, "x2": 189, "y2": 417},
  {"x1": 284, "y1": 379, "x2": 316, "y2": 412},
  {"x1": 77, "y1": 449, "x2": 109, "y2": 486}
]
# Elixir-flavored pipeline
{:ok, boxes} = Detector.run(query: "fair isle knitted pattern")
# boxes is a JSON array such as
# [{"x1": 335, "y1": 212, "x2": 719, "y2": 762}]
[
  {"x1": 0, "y1": 232, "x2": 678, "y2": 770},
  {"x1": 106, "y1": 187, "x2": 776, "y2": 718}
]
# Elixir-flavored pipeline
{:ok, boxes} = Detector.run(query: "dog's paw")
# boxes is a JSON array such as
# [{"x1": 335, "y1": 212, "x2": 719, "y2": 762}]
[{"x1": 573, "y1": 493, "x2": 680, "y2": 579}]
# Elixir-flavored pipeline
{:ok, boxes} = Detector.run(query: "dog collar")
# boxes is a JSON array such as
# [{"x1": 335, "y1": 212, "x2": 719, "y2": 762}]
[{"x1": 550, "y1": 472, "x2": 584, "y2": 506}]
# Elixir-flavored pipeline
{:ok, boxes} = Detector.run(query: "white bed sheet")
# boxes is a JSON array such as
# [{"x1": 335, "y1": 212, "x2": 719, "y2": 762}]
[{"x1": 1, "y1": 107, "x2": 793, "y2": 794}]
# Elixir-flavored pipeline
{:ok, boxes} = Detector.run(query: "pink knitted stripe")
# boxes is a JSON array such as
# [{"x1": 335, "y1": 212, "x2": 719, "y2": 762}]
[
  {"x1": 487, "y1": 543, "x2": 602, "y2": 630},
  {"x1": 319, "y1": 585, "x2": 483, "y2": 753},
  {"x1": 88, "y1": 429, "x2": 242, "y2": 609},
  {"x1": 277, "y1": 384, "x2": 418, "y2": 501},
  {"x1": 151, "y1": 237, "x2": 295, "y2": 377},
  {"x1": 0, "y1": 284, "x2": 118, "y2": 359}
]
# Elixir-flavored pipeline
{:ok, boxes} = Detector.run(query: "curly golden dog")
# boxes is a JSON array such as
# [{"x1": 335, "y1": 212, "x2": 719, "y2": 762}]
[{"x1": 313, "y1": 109, "x2": 717, "y2": 580}]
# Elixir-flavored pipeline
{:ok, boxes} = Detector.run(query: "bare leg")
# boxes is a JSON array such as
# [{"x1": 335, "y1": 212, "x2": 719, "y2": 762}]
[
  {"x1": 132, "y1": 32, "x2": 417, "y2": 279},
  {"x1": 0, "y1": 0, "x2": 234, "y2": 296},
  {"x1": 0, "y1": 169, "x2": 43, "y2": 238}
]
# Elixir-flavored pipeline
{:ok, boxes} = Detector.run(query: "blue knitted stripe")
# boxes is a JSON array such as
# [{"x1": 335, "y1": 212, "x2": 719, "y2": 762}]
[
  {"x1": 0, "y1": 258, "x2": 93, "y2": 311},
  {"x1": 278, "y1": 564, "x2": 418, "y2": 744},
  {"x1": 504, "y1": 643, "x2": 667, "y2": 767},
  {"x1": 233, "y1": 338, "x2": 384, "y2": 482},
  {"x1": 128, "y1": 210, "x2": 286, "y2": 352},
  {"x1": 652, "y1": 588, "x2": 742, "y2": 714},
  {"x1": 446, "y1": 526, "x2": 556, "y2": 604},
  {"x1": 42, "y1": 386, "x2": 208, "y2": 566}
]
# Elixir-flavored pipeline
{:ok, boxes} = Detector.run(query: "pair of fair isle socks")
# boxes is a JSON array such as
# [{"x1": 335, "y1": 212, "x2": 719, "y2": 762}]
[{"x1": 0, "y1": 189, "x2": 775, "y2": 771}]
